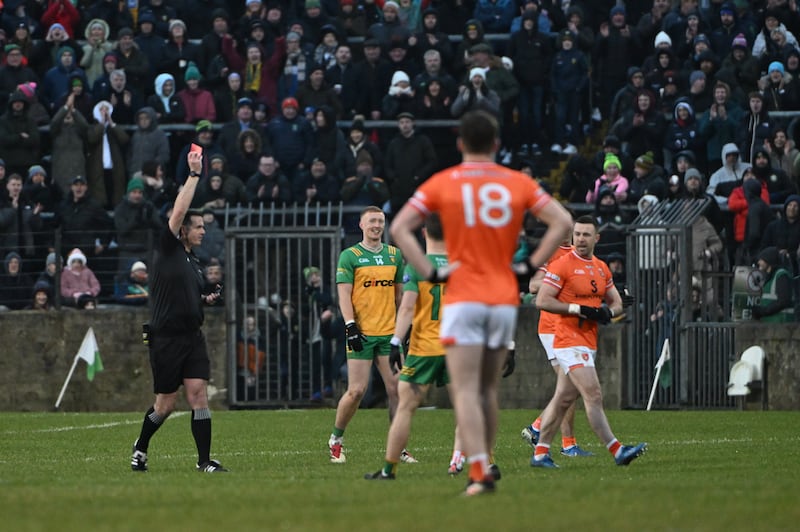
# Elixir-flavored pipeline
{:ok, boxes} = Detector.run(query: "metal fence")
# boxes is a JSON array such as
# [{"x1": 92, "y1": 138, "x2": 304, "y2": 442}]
[{"x1": 625, "y1": 198, "x2": 738, "y2": 409}]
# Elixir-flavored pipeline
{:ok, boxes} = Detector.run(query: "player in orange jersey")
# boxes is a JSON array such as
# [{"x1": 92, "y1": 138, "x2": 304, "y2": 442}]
[
  {"x1": 533, "y1": 215, "x2": 646, "y2": 468},
  {"x1": 521, "y1": 236, "x2": 594, "y2": 457},
  {"x1": 390, "y1": 110, "x2": 573, "y2": 496}
]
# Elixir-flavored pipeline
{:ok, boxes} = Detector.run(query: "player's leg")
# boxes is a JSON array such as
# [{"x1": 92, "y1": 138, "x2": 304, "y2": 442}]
[
  {"x1": 523, "y1": 333, "x2": 557, "y2": 445},
  {"x1": 531, "y1": 368, "x2": 579, "y2": 467},
  {"x1": 329, "y1": 356, "x2": 373, "y2": 463},
  {"x1": 449, "y1": 418, "x2": 465, "y2": 474},
  {"x1": 479, "y1": 345, "x2": 509, "y2": 457},
  {"x1": 374, "y1": 351, "x2": 400, "y2": 421},
  {"x1": 446, "y1": 344, "x2": 487, "y2": 481},
  {"x1": 132, "y1": 391, "x2": 177, "y2": 471}
]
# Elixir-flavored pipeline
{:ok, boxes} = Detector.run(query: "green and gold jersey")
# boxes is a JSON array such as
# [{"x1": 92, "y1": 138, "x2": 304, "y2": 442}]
[
  {"x1": 403, "y1": 254, "x2": 447, "y2": 356},
  {"x1": 337, "y1": 243, "x2": 403, "y2": 336}
]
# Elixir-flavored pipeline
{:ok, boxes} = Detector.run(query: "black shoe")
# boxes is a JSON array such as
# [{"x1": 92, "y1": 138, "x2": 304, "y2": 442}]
[
  {"x1": 364, "y1": 470, "x2": 395, "y2": 480},
  {"x1": 464, "y1": 479, "x2": 496, "y2": 496},
  {"x1": 197, "y1": 459, "x2": 229, "y2": 473},
  {"x1": 131, "y1": 440, "x2": 148, "y2": 472},
  {"x1": 488, "y1": 463, "x2": 501, "y2": 481}
]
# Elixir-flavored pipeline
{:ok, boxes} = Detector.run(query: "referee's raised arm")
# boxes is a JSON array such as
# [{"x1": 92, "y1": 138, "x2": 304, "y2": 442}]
[{"x1": 169, "y1": 150, "x2": 203, "y2": 235}]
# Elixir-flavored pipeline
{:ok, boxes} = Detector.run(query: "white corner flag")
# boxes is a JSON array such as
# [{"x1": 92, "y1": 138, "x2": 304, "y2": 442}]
[
  {"x1": 55, "y1": 328, "x2": 104, "y2": 409},
  {"x1": 646, "y1": 339, "x2": 671, "y2": 411}
]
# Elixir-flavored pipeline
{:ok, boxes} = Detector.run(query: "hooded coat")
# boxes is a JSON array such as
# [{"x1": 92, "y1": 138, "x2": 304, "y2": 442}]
[
  {"x1": 708, "y1": 143, "x2": 749, "y2": 206},
  {"x1": 146, "y1": 73, "x2": 186, "y2": 124},
  {"x1": 49, "y1": 105, "x2": 89, "y2": 195},
  {"x1": 86, "y1": 101, "x2": 130, "y2": 208},
  {"x1": 761, "y1": 194, "x2": 800, "y2": 269},
  {"x1": 0, "y1": 92, "x2": 41, "y2": 174},
  {"x1": 127, "y1": 107, "x2": 170, "y2": 177},
  {"x1": 80, "y1": 19, "x2": 114, "y2": 86}
]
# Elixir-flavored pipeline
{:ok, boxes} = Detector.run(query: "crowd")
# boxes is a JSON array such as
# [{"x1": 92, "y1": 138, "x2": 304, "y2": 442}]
[{"x1": 0, "y1": 0, "x2": 799, "y2": 319}]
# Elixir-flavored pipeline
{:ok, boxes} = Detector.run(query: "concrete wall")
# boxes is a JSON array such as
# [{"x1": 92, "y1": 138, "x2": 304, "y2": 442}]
[{"x1": 1, "y1": 306, "x2": 796, "y2": 411}]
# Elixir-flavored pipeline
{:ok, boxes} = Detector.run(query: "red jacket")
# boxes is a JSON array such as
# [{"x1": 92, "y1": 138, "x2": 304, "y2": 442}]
[
  {"x1": 41, "y1": 0, "x2": 81, "y2": 38},
  {"x1": 727, "y1": 180, "x2": 770, "y2": 243},
  {"x1": 178, "y1": 88, "x2": 217, "y2": 123},
  {"x1": 221, "y1": 36, "x2": 286, "y2": 117}
]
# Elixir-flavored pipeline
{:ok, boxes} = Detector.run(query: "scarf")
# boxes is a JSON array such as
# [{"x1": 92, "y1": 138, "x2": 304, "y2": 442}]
[
  {"x1": 246, "y1": 62, "x2": 262, "y2": 93},
  {"x1": 283, "y1": 51, "x2": 307, "y2": 96}
]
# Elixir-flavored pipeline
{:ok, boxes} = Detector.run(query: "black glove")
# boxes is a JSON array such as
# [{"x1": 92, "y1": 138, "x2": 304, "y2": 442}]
[
  {"x1": 345, "y1": 321, "x2": 365, "y2": 352},
  {"x1": 621, "y1": 290, "x2": 636, "y2": 307},
  {"x1": 389, "y1": 342, "x2": 403, "y2": 374},
  {"x1": 428, "y1": 266, "x2": 450, "y2": 283},
  {"x1": 580, "y1": 305, "x2": 613, "y2": 324},
  {"x1": 502, "y1": 346, "x2": 516, "y2": 378}
]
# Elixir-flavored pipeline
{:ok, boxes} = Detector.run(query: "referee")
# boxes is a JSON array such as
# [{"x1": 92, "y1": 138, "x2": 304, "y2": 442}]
[{"x1": 130, "y1": 150, "x2": 228, "y2": 473}]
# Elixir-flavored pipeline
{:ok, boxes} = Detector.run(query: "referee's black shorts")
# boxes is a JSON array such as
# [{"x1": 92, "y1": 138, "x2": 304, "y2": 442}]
[{"x1": 149, "y1": 330, "x2": 210, "y2": 394}]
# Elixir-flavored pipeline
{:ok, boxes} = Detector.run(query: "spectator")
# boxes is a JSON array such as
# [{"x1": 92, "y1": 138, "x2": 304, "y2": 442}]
[
  {"x1": 509, "y1": 0, "x2": 559, "y2": 35},
  {"x1": 12, "y1": 82, "x2": 47, "y2": 129},
  {"x1": 178, "y1": 63, "x2": 216, "y2": 123},
  {"x1": 41, "y1": 1, "x2": 81, "y2": 45},
  {"x1": 592, "y1": 186, "x2": 629, "y2": 258},
  {"x1": 228, "y1": 129, "x2": 264, "y2": 182},
  {"x1": 113, "y1": 260, "x2": 149, "y2": 306},
  {"x1": 737, "y1": 91, "x2": 773, "y2": 164},
  {"x1": 751, "y1": 148, "x2": 796, "y2": 205},
  {"x1": 721, "y1": 33, "x2": 760, "y2": 96},
  {"x1": 728, "y1": 167, "x2": 768, "y2": 265},
  {"x1": 217, "y1": 97, "x2": 268, "y2": 162},
  {"x1": 195, "y1": 210, "x2": 226, "y2": 267},
  {"x1": 86, "y1": 100, "x2": 130, "y2": 209},
  {"x1": 618, "y1": 90, "x2": 666, "y2": 165},
  {"x1": 127, "y1": 107, "x2": 170, "y2": 178},
  {"x1": 508, "y1": 11, "x2": 551, "y2": 155},
  {"x1": 42, "y1": 45, "x2": 86, "y2": 113},
  {"x1": 758, "y1": 61, "x2": 799, "y2": 112},
  {"x1": 55, "y1": 72, "x2": 94, "y2": 122},
  {"x1": 386, "y1": 39, "x2": 420, "y2": 82},
  {"x1": 294, "y1": 157, "x2": 340, "y2": 204},
  {"x1": 139, "y1": 160, "x2": 176, "y2": 209},
  {"x1": 135, "y1": 11, "x2": 166, "y2": 80},
  {"x1": 609, "y1": 66, "x2": 646, "y2": 127},
  {"x1": 340, "y1": 151, "x2": 390, "y2": 208},
  {"x1": 382, "y1": 70, "x2": 417, "y2": 120},
  {"x1": 85, "y1": 0, "x2": 133, "y2": 38},
  {"x1": 113, "y1": 178, "x2": 162, "y2": 270},
  {"x1": 452, "y1": 19, "x2": 487, "y2": 81},
  {"x1": 698, "y1": 80, "x2": 742, "y2": 172},
  {"x1": 683, "y1": 167, "x2": 724, "y2": 236},
  {"x1": 767, "y1": 128, "x2": 799, "y2": 181},
  {"x1": 594, "y1": 5, "x2": 639, "y2": 120},
  {"x1": 314, "y1": 25, "x2": 341, "y2": 71},
  {"x1": 742, "y1": 176, "x2": 774, "y2": 265},
  {"x1": 450, "y1": 67, "x2": 501, "y2": 119},
  {"x1": 414, "y1": 77, "x2": 457, "y2": 169},
  {"x1": 0, "y1": 173, "x2": 41, "y2": 257},
  {"x1": 710, "y1": 2, "x2": 745, "y2": 60},
  {"x1": 550, "y1": 29, "x2": 588, "y2": 156},
  {"x1": 324, "y1": 44, "x2": 360, "y2": 119},
  {"x1": 90, "y1": 52, "x2": 118, "y2": 102},
  {"x1": 193, "y1": 173, "x2": 225, "y2": 211},
  {"x1": 265, "y1": 97, "x2": 315, "y2": 181},
  {"x1": 627, "y1": 152, "x2": 667, "y2": 204},
  {"x1": 559, "y1": 155, "x2": 595, "y2": 204},
  {"x1": 664, "y1": 100, "x2": 705, "y2": 172},
  {"x1": 198, "y1": 8, "x2": 231, "y2": 75},
  {"x1": 384, "y1": 112, "x2": 436, "y2": 213},
  {"x1": 174, "y1": 120, "x2": 221, "y2": 185},
  {"x1": 23, "y1": 165, "x2": 61, "y2": 214},
  {"x1": 472, "y1": 0, "x2": 515, "y2": 34},
  {"x1": 409, "y1": 8, "x2": 454, "y2": 68},
  {"x1": 749, "y1": 246, "x2": 794, "y2": 322},
  {"x1": 591, "y1": 134, "x2": 635, "y2": 182},
  {"x1": 215, "y1": 73, "x2": 247, "y2": 124},
  {"x1": 367, "y1": 1, "x2": 411, "y2": 50},
  {"x1": 79, "y1": 19, "x2": 113, "y2": 87},
  {"x1": 301, "y1": 264, "x2": 336, "y2": 401},
  {"x1": 49, "y1": 92, "x2": 89, "y2": 196},
  {"x1": 642, "y1": 33, "x2": 679, "y2": 92},
  {"x1": 113, "y1": 27, "x2": 151, "y2": 97},
  {"x1": 345, "y1": 116, "x2": 383, "y2": 177},
  {"x1": 146, "y1": 73, "x2": 186, "y2": 124},
  {"x1": 206, "y1": 154, "x2": 248, "y2": 207},
  {"x1": 412, "y1": 48, "x2": 457, "y2": 102},
  {"x1": 312, "y1": 106, "x2": 350, "y2": 180},
  {"x1": 0, "y1": 91, "x2": 41, "y2": 178},
  {"x1": 277, "y1": 31, "x2": 313, "y2": 104},
  {"x1": 587, "y1": 153, "x2": 628, "y2": 204},
  {"x1": 159, "y1": 20, "x2": 201, "y2": 92},
  {"x1": 752, "y1": 10, "x2": 799, "y2": 66},
  {"x1": 36, "y1": 252, "x2": 59, "y2": 295},
  {"x1": 221, "y1": 33, "x2": 287, "y2": 116},
  {"x1": 60, "y1": 247, "x2": 100, "y2": 309},
  {"x1": 708, "y1": 142, "x2": 748, "y2": 208},
  {"x1": 0, "y1": 251, "x2": 33, "y2": 310},
  {"x1": 26, "y1": 279, "x2": 53, "y2": 311},
  {"x1": 245, "y1": 154, "x2": 293, "y2": 205},
  {"x1": 296, "y1": 63, "x2": 343, "y2": 118},
  {"x1": 56, "y1": 176, "x2": 112, "y2": 257},
  {"x1": 686, "y1": 69, "x2": 713, "y2": 115},
  {"x1": 761, "y1": 194, "x2": 800, "y2": 273},
  {"x1": 106, "y1": 69, "x2": 139, "y2": 125},
  {"x1": 237, "y1": 0, "x2": 266, "y2": 40}
]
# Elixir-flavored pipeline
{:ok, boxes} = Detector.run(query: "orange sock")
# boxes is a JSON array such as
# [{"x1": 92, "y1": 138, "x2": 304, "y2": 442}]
[
  {"x1": 534, "y1": 443, "x2": 550, "y2": 459},
  {"x1": 532, "y1": 417, "x2": 542, "y2": 430},
  {"x1": 467, "y1": 453, "x2": 489, "y2": 482},
  {"x1": 562, "y1": 436, "x2": 576, "y2": 449},
  {"x1": 607, "y1": 439, "x2": 621, "y2": 457}
]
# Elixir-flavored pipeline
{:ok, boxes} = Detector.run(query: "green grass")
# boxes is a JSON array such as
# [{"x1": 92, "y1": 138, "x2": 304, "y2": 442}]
[{"x1": 1, "y1": 409, "x2": 799, "y2": 531}]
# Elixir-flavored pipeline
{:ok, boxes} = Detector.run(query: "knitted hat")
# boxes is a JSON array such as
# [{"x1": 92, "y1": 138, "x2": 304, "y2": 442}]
[
  {"x1": 769, "y1": 61, "x2": 785, "y2": 75},
  {"x1": 169, "y1": 19, "x2": 187, "y2": 33},
  {"x1": 732, "y1": 33, "x2": 748, "y2": 50},
  {"x1": 391, "y1": 71, "x2": 410, "y2": 86},
  {"x1": 603, "y1": 153, "x2": 622, "y2": 172},
  {"x1": 196, "y1": 119, "x2": 213, "y2": 132},
  {"x1": 689, "y1": 70, "x2": 706, "y2": 85},
  {"x1": 46, "y1": 252, "x2": 57, "y2": 266},
  {"x1": 68, "y1": 248, "x2": 87, "y2": 266},
  {"x1": 237, "y1": 97, "x2": 254, "y2": 109},
  {"x1": 131, "y1": 261, "x2": 147, "y2": 273},
  {"x1": 303, "y1": 266, "x2": 320, "y2": 281},
  {"x1": 684, "y1": 167, "x2": 703, "y2": 184},
  {"x1": 693, "y1": 34, "x2": 710, "y2": 47},
  {"x1": 654, "y1": 31, "x2": 672, "y2": 48},
  {"x1": 28, "y1": 165, "x2": 46, "y2": 179},
  {"x1": 103, "y1": 52, "x2": 118, "y2": 64},
  {"x1": 469, "y1": 43, "x2": 493, "y2": 55},
  {"x1": 603, "y1": 135, "x2": 621, "y2": 149},
  {"x1": 469, "y1": 67, "x2": 486, "y2": 81},
  {"x1": 282, "y1": 97, "x2": 299, "y2": 110},
  {"x1": 117, "y1": 27, "x2": 134, "y2": 38},
  {"x1": 350, "y1": 116, "x2": 365, "y2": 133},
  {"x1": 758, "y1": 246, "x2": 779, "y2": 267},
  {"x1": 383, "y1": 1, "x2": 399, "y2": 11},
  {"x1": 610, "y1": 5, "x2": 625, "y2": 17},
  {"x1": 126, "y1": 178, "x2": 144, "y2": 193},
  {"x1": 184, "y1": 63, "x2": 201, "y2": 81},
  {"x1": 635, "y1": 152, "x2": 654, "y2": 171},
  {"x1": 306, "y1": 0, "x2": 322, "y2": 8}
]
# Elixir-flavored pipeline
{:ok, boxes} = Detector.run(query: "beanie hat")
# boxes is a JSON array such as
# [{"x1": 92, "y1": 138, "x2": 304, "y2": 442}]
[
  {"x1": 126, "y1": 178, "x2": 144, "y2": 193},
  {"x1": 784, "y1": 194, "x2": 800, "y2": 213},
  {"x1": 282, "y1": 97, "x2": 299, "y2": 110},
  {"x1": 68, "y1": 248, "x2": 87, "y2": 266},
  {"x1": 303, "y1": 266, "x2": 320, "y2": 281},
  {"x1": 769, "y1": 61, "x2": 785, "y2": 75},
  {"x1": 757, "y1": 246, "x2": 779, "y2": 267},
  {"x1": 184, "y1": 63, "x2": 201, "y2": 81},
  {"x1": 28, "y1": 165, "x2": 46, "y2": 179},
  {"x1": 610, "y1": 5, "x2": 625, "y2": 18},
  {"x1": 689, "y1": 70, "x2": 706, "y2": 85},
  {"x1": 603, "y1": 135, "x2": 621, "y2": 149},
  {"x1": 32, "y1": 280, "x2": 51, "y2": 296},
  {"x1": 195, "y1": 119, "x2": 213, "y2": 132},
  {"x1": 603, "y1": 153, "x2": 622, "y2": 172},
  {"x1": 627, "y1": 66, "x2": 643, "y2": 80},
  {"x1": 684, "y1": 167, "x2": 703, "y2": 184},
  {"x1": 654, "y1": 31, "x2": 672, "y2": 48},
  {"x1": 46, "y1": 252, "x2": 57, "y2": 266},
  {"x1": 693, "y1": 34, "x2": 710, "y2": 47},
  {"x1": 469, "y1": 67, "x2": 486, "y2": 81},
  {"x1": 168, "y1": 19, "x2": 187, "y2": 33},
  {"x1": 732, "y1": 33, "x2": 748, "y2": 50},
  {"x1": 391, "y1": 70, "x2": 410, "y2": 86},
  {"x1": 131, "y1": 261, "x2": 147, "y2": 273},
  {"x1": 743, "y1": 177, "x2": 762, "y2": 199},
  {"x1": 117, "y1": 27, "x2": 134, "y2": 38},
  {"x1": 103, "y1": 52, "x2": 118, "y2": 64},
  {"x1": 635, "y1": 152, "x2": 655, "y2": 171},
  {"x1": 676, "y1": 150, "x2": 696, "y2": 164},
  {"x1": 383, "y1": 0, "x2": 399, "y2": 10},
  {"x1": 17, "y1": 82, "x2": 36, "y2": 100},
  {"x1": 351, "y1": 116, "x2": 365, "y2": 133}
]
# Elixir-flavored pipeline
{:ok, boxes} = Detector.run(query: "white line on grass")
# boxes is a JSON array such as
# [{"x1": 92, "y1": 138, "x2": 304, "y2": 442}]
[{"x1": 0, "y1": 412, "x2": 189, "y2": 435}]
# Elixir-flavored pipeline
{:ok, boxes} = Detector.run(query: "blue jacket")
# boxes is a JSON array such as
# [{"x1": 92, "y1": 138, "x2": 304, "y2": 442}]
[
  {"x1": 550, "y1": 48, "x2": 588, "y2": 93},
  {"x1": 473, "y1": 0, "x2": 516, "y2": 33}
]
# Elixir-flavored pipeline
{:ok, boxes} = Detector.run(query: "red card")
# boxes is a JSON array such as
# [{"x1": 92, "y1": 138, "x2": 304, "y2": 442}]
[{"x1": 190, "y1": 143, "x2": 202, "y2": 154}]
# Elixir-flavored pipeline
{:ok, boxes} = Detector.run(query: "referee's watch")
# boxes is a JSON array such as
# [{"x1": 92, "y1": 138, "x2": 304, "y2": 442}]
[{"x1": 188, "y1": 171, "x2": 200, "y2": 178}]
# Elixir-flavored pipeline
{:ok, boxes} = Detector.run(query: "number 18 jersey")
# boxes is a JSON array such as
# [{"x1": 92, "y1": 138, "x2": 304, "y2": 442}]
[{"x1": 409, "y1": 161, "x2": 552, "y2": 305}]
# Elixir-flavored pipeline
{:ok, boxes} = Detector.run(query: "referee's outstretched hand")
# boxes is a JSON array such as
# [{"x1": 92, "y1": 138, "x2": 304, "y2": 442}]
[{"x1": 345, "y1": 322, "x2": 365, "y2": 352}]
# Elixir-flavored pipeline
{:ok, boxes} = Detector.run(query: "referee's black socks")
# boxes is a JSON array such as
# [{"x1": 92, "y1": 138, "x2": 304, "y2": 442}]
[
  {"x1": 136, "y1": 406, "x2": 167, "y2": 452},
  {"x1": 191, "y1": 408, "x2": 212, "y2": 464}
]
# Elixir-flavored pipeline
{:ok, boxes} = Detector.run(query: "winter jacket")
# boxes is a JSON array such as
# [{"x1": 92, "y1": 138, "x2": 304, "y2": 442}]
[
  {"x1": 266, "y1": 115, "x2": 316, "y2": 170},
  {"x1": 708, "y1": 143, "x2": 749, "y2": 207},
  {"x1": 727, "y1": 180, "x2": 770, "y2": 243},
  {"x1": 384, "y1": 132, "x2": 437, "y2": 211},
  {"x1": 127, "y1": 107, "x2": 170, "y2": 177},
  {"x1": 49, "y1": 106, "x2": 89, "y2": 195},
  {"x1": 178, "y1": 87, "x2": 217, "y2": 123}
]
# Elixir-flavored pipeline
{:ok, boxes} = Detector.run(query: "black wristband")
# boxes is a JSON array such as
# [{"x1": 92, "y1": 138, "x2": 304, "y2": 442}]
[{"x1": 188, "y1": 171, "x2": 200, "y2": 178}]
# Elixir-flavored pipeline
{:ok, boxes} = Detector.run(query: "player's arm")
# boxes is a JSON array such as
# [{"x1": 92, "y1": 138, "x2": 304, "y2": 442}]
[
  {"x1": 169, "y1": 150, "x2": 202, "y2": 235},
  {"x1": 389, "y1": 205, "x2": 431, "y2": 278},
  {"x1": 337, "y1": 283, "x2": 356, "y2": 323},
  {"x1": 604, "y1": 285, "x2": 624, "y2": 317},
  {"x1": 535, "y1": 282, "x2": 578, "y2": 316},
  {"x1": 394, "y1": 281, "x2": 403, "y2": 307},
  {"x1": 528, "y1": 267, "x2": 546, "y2": 294},
  {"x1": 527, "y1": 200, "x2": 573, "y2": 271},
  {"x1": 393, "y1": 289, "x2": 418, "y2": 342}
]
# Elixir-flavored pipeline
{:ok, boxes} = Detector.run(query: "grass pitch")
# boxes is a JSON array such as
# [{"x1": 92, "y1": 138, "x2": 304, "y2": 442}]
[{"x1": 1, "y1": 409, "x2": 798, "y2": 531}]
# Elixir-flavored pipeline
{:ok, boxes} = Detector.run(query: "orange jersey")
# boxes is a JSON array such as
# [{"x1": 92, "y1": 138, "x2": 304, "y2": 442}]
[
  {"x1": 409, "y1": 162, "x2": 552, "y2": 305},
  {"x1": 537, "y1": 244, "x2": 573, "y2": 335},
  {"x1": 542, "y1": 250, "x2": 614, "y2": 350}
]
